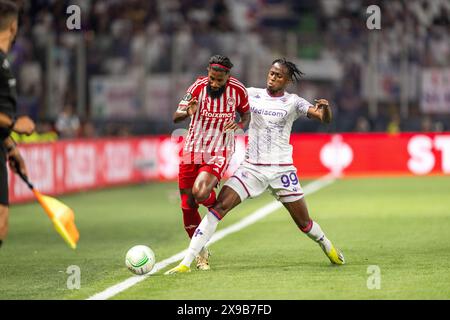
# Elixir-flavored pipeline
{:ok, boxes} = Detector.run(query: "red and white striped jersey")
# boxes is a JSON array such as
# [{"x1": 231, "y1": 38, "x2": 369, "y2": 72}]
[{"x1": 180, "y1": 76, "x2": 249, "y2": 163}]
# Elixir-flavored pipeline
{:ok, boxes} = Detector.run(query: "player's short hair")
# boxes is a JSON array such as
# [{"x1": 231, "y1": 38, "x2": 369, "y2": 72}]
[
  {"x1": 209, "y1": 55, "x2": 233, "y2": 73},
  {"x1": 0, "y1": 0, "x2": 19, "y2": 31},
  {"x1": 272, "y1": 58, "x2": 305, "y2": 83}
]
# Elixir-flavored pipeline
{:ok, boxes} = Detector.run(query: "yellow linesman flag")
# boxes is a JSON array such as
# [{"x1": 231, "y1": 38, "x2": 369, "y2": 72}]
[
  {"x1": 33, "y1": 189, "x2": 80, "y2": 249},
  {"x1": 12, "y1": 161, "x2": 80, "y2": 249}
]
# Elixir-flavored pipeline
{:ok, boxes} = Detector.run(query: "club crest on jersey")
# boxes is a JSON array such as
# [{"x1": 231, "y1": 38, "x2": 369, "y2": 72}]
[{"x1": 227, "y1": 97, "x2": 235, "y2": 107}]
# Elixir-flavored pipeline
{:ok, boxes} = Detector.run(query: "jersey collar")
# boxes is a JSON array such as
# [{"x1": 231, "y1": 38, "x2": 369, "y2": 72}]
[{"x1": 265, "y1": 88, "x2": 286, "y2": 98}]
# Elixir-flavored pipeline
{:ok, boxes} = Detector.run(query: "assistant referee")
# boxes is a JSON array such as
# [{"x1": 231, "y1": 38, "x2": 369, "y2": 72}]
[{"x1": 0, "y1": 0, "x2": 35, "y2": 248}]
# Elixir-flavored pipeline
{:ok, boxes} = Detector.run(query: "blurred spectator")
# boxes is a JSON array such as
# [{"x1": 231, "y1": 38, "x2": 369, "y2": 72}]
[
  {"x1": 117, "y1": 125, "x2": 132, "y2": 137},
  {"x1": 421, "y1": 115, "x2": 433, "y2": 132},
  {"x1": 387, "y1": 113, "x2": 401, "y2": 134},
  {"x1": 79, "y1": 120, "x2": 98, "y2": 138},
  {"x1": 55, "y1": 105, "x2": 81, "y2": 139},
  {"x1": 421, "y1": 116, "x2": 445, "y2": 133},
  {"x1": 7, "y1": 0, "x2": 450, "y2": 135},
  {"x1": 355, "y1": 116, "x2": 371, "y2": 132}
]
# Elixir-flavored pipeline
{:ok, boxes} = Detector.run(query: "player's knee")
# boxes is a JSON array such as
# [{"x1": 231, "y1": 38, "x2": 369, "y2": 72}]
[
  {"x1": 192, "y1": 186, "x2": 210, "y2": 203},
  {"x1": 211, "y1": 200, "x2": 230, "y2": 217}
]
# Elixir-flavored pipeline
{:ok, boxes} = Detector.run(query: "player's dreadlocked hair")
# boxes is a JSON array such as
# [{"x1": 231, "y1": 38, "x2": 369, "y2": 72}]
[
  {"x1": 209, "y1": 55, "x2": 233, "y2": 73},
  {"x1": 0, "y1": 0, "x2": 19, "y2": 31},
  {"x1": 272, "y1": 58, "x2": 305, "y2": 83}
]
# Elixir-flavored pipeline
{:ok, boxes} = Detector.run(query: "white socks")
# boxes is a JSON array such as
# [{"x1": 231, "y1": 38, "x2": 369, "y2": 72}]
[
  {"x1": 179, "y1": 217, "x2": 332, "y2": 267},
  {"x1": 305, "y1": 221, "x2": 332, "y2": 252},
  {"x1": 181, "y1": 210, "x2": 220, "y2": 267}
]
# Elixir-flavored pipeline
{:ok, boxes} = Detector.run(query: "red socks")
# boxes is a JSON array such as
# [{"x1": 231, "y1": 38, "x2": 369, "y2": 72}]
[
  {"x1": 182, "y1": 207, "x2": 202, "y2": 239},
  {"x1": 180, "y1": 190, "x2": 217, "y2": 239},
  {"x1": 197, "y1": 190, "x2": 216, "y2": 208}
]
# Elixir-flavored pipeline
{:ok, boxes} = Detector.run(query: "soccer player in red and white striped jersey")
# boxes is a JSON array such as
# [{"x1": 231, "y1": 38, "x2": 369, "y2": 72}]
[{"x1": 172, "y1": 55, "x2": 250, "y2": 270}]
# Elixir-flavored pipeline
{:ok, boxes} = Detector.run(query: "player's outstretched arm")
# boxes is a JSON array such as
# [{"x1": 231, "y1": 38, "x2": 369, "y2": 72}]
[
  {"x1": 307, "y1": 99, "x2": 332, "y2": 124},
  {"x1": 173, "y1": 98, "x2": 198, "y2": 123}
]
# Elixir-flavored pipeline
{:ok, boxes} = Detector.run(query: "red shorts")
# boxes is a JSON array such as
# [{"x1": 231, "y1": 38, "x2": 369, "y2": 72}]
[{"x1": 178, "y1": 158, "x2": 229, "y2": 189}]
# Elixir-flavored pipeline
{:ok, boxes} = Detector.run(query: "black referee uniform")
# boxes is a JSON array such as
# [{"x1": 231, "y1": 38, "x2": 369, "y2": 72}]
[{"x1": 0, "y1": 48, "x2": 17, "y2": 205}]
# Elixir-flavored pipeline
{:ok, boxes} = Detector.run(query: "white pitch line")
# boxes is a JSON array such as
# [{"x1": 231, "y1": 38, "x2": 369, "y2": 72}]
[{"x1": 87, "y1": 174, "x2": 336, "y2": 300}]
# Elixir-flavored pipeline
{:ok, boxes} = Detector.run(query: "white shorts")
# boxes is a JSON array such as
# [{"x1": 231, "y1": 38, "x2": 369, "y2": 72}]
[{"x1": 225, "y1": 161, "x2": 304, "y2": 203}]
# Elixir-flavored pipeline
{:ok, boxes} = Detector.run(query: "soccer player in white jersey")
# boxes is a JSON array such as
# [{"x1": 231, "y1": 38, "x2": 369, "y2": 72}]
[{"x1": 166, "y1": 58, "x2": 344, "y2": 274}]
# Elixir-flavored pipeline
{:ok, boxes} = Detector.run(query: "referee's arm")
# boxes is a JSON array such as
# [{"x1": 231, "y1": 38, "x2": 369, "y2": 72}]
[
  {"x1": 0, "y1": 111, "x2": 34, "y2": 177},
  {"x1": 0, "y1": 113, "x2": 32, "y2": 177},
  {"x1": 0, "y1": 112, "x2": 35, "y2": 135}
]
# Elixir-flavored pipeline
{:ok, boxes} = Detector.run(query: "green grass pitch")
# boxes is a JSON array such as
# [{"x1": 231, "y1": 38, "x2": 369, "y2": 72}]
[{"x1": 1, "y1": 176, "x2": 449, "y2": 299}]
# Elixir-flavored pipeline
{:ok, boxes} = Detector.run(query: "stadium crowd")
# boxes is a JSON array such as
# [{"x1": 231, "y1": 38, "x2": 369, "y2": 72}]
[{"x1": 7, "y1": 0, "x2": 450, "y2": 140}]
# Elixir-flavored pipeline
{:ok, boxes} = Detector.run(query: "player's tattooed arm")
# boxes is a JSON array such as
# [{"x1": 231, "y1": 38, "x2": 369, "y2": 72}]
[
  {"x1": 173, "y1": 94, "x2": 199, "y2": 123},
  {"x1": 307, "y1": 99, "x2": 332, "y2": 124}
]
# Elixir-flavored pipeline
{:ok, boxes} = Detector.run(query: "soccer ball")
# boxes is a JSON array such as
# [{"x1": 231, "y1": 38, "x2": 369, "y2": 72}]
[{"x1": 125, "y1": 245, "x2": 156, "y2": 275}]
